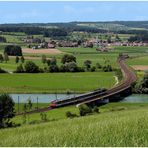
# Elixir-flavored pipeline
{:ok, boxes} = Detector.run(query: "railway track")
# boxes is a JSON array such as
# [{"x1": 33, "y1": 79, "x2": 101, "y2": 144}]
[
  {"x1": 76, "y1": 55, "x2": 137, "y2": 106},
  {"x1": 16, "y1": 55, "x2": 137, "y2": 115}
]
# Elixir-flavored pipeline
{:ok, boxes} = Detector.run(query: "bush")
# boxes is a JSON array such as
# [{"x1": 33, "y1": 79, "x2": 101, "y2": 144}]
[
  {"x1": 15, "y1": 64, "x2": 24, "y2": 73},
  {"x1": 40, "y1": 113, "x2": 48, "y2": 121},
  {"x1": 0, "y1": 54, "x2": 4, "y2": 63},
  {"x1": 102, "y1": 65, "x2": 112, "y2": 72},
  {"x1": 4, "y1": 45, "x2": 22, "y2": 56},
  {"x1": 66, "y1": 111, "x2": 78, "y2": 118},
  {"x1": 93, "y1": 106, "x2": 99, "y2": 113},
  {"x1": 24, "y1": 61, "x2": 39, "y2": 73},
  {"x1": 91, "y1": 66, "x2": 96, "y2": 72},
  {"x1": 0, "y1": 67, "x2": 7, "y2": 73},
  {"x1": 78, "y1": 104, "x2": 92, "y2": 116}
]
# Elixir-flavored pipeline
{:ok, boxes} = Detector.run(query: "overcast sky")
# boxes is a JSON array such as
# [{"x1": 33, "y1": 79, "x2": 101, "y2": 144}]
[{"x1": 0, "y1": 1, "x2": 148, "y2": 23}]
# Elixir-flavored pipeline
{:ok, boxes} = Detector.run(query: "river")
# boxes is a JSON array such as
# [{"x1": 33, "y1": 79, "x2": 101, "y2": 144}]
[{"x1": 10, "y1": 93, "x2": 148, "y2": 103}]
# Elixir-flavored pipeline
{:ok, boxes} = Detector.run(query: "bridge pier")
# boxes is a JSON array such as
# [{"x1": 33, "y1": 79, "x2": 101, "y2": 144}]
[{"x1": 109, "y1": 87, "x2": 132, "y2": 102}]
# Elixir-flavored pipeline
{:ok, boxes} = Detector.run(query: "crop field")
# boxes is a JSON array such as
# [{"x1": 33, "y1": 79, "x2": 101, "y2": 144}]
[
  {"x1": 1, "y1": 103, "x2": 148, "y2": 147},
  {"x1": 127, "y1": 55, "x2": 148, "y2": 66},
  {"x1": 0, "y1": 72, "x2": 115, "y2": 93}
]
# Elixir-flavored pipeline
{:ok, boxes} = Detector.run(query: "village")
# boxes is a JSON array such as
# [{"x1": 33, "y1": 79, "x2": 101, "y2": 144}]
[{"x1": 22, "y1": 35, "x2": 148, "y2": 52}]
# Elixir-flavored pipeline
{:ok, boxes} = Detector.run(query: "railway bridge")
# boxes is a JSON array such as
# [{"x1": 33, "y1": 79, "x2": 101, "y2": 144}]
[
  {"x1": 53, "y1": 54, "x2": 137, "y2": 108},
  {"x1": 16, "y1": 55, "x2": 137, "y2": 115}
]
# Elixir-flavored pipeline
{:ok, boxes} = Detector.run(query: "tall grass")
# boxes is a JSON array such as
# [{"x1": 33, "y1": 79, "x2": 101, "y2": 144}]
[{"x1": 0, "y1": 106, "x2": 148, "y2": 146}]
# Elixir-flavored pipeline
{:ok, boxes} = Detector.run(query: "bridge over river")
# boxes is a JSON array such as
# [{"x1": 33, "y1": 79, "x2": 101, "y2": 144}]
[{"x1": 17, "y1": 55, "x2": 137, "y2": 115}]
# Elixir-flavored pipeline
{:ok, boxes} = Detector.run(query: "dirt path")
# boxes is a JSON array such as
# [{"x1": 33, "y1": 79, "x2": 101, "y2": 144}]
[
  {"x1": 132, "y1": 65, "x2": 148, "y2": 71},
  {"x1": 114, "y1": 76, "x2": 119, "y2": 86},
  {"x1": 22, "y1": 48, "x2": 63, "y2": 54}
]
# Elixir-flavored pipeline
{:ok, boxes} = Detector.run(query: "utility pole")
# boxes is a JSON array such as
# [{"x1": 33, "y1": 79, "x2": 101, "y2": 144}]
[
  {"x1": 37, "y1": 97, "x2": 38, "y2": 110},
  {"x1": 18, "y1": 96, "x2": 20, "y2": 113},
  {"x1": 55, "y1": 92, "x2": 57, "y2": 101}
]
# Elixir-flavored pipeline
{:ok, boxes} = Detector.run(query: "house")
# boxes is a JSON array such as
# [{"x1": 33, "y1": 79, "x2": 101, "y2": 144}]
[
  {"x1": 58, "y1": 41, "x2": 78, "y2": 47},
  {"x1": 48, "y1": 43, "x2": 55, "y2": 48}
]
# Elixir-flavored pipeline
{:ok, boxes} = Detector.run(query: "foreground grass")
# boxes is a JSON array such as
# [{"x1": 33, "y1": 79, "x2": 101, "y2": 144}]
[
  {"x1": 1, "y1": 103, "x2": 148, "y2": 146},
  {"x1": 0, "y1": 72, "x2": 115, "y2": 93}
]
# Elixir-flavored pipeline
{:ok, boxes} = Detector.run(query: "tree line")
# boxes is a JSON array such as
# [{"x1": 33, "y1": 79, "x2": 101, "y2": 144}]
[{"x1": 15, "y1": 54, "x2": 113, "y2": 73}]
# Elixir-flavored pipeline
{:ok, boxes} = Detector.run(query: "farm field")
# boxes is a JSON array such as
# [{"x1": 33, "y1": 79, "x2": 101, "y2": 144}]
[
  {"x1": 1, "y1": 103, "x2": 148, "y2": 147},
  {"x1": 0, "y1": 72, "x2": 115, "y2": 93},
  {"x1": 127, "y1": 55, "x2": 148, "y2": 66}
]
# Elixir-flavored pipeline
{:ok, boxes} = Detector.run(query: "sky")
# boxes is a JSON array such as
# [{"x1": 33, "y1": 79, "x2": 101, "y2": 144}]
[{"x1": 0, "y1": 1, "x2": 148, "y2": 23}]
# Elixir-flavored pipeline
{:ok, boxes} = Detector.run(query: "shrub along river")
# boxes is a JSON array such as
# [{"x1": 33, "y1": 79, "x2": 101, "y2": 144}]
[{"x1": 10, "y1": 94, "x2": 148, "y2": 103}]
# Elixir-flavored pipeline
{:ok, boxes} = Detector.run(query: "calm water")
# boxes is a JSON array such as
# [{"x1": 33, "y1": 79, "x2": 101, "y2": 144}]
[
  {"x1": 10, "y1": 94, "x2": 148, "y2": 103},
  {"x1": 121, "y1": 94, "x2": 148, "y2": 103},
  {"x1": 10, "y1": 94, "x2": 76, "y2": 103}
]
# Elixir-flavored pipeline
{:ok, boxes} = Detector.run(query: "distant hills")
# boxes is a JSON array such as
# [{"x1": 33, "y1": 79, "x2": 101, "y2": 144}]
[{"x1": 1, "y1": 21, "x2": 148, "y2": 35}]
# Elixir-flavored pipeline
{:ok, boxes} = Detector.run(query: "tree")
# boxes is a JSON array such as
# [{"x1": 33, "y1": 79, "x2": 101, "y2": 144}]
[
  {"x1": 15, "y1": 64, "x2": 24, "y2": 73},
  {"x1": 41, "y1": 55, "x2": 47, "y2": 64},
  {"x1": 66, "y1": 62, "x2": 78, "y2": 72},
  {"x1": 61, "y1": 54, "x2": 76, "y2": 64},
  {"x1": 107, "y1": 36, "x2": 112, "y2": 43},
  {"x1": 24, "y1": 61, "x2": 39, "y2": 73},
  {"x1": 4, "y1": 45, "x2": 22, "y2": 56},
  {"x1": 49, "y1": 64, "x2": 59, "y2": 73},
  {"x1": 102, "y1": 65, "x2": 112, "y2": 72},
  {"x1": 96, "y1": 63, "x2": 102, "y2": 69},
  {"x1": 115, "y1": 34, "x2": 121, "y2": 42},
  {"x1": 21, "y1": 56, "x2": 25, "y2": 63},
  {"x1": 0, "y1": 54, "x2": 4, "y2": 63},
  {"x1": 27, "y1": 98, "x2": 32, "y2": 111},
  {"x1": 50, "y1": 57, "x2": 57, "y2": 65},
  {"x1": 135, "y1": 72, "x2": 148, "y2": 94},
  {"x1": 0, "y1": 94, "x2": 15, "y2": 128},
  {"x1": 22, "y1": 103, "x2": 27, "y2": 124},
  {"x1": 15, "y1": 56, "x2": 19, "y2": 64},
  {"x1": 3, "y1": 52, "x2": 9, "y2": 63},
  {"x1": 46, "y1": 59, "x2": 51, "y2": 66},
  {"x1": 84, "y1": 60, "x2": 92, "y2": 71}
]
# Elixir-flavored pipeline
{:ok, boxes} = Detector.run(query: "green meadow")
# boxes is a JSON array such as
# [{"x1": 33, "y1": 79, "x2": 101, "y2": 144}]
[
  {"x1": 1, "y1": 103, "x2": 148, "y2": 147},
  {"x1": 0, "y1": 72, "x2": 115, "y2": 93}
]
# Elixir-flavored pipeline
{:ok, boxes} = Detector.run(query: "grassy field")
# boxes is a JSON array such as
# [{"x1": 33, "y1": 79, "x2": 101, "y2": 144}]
[
  {"x1": 0, "y1": 45, "x2": 147, "y2": 94},
  {"x1": 0, "y1": 72, "x2": 115, "y2": 93},
  {"x1": 127, "y1": 55, "x2": 148, "y2": 66},
  {"x1": 1, "y1": 103, "x2": 148, "y2": 146}
]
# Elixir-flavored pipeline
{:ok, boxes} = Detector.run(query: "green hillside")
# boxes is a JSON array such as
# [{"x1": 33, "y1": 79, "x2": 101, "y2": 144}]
[{"x1": 0, "y1": 103, "x2": 148, "y2": 147}]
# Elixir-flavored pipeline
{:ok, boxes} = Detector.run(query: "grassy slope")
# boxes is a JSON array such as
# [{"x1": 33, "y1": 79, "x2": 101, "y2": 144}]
[
  {"x1": 0, "y1": 72, "x2": 115, "y2": 93},
  {"x1": 1, "y1": 103, "x2": 148, "y2": 147}
]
